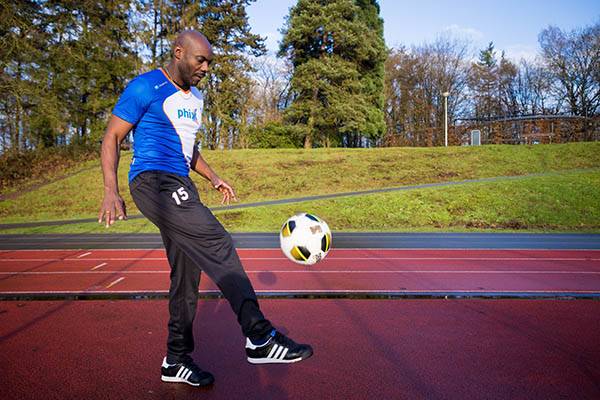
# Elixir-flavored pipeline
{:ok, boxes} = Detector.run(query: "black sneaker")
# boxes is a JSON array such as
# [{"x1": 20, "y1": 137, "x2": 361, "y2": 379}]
[
  {"x1": 246, "y1": 331, "x2": 313, "y2": 364},
  {"x1": 160, "y1": 357, "x2": 214, "y2": 386}
]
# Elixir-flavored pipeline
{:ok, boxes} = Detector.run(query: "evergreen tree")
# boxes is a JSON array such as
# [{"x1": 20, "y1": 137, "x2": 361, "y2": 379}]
[
  {"x1": 0, "y1": 0, "x2": 55, "y2": 151},
  {"x1": 45, "y1": 0, "x2": 138, "y2": 143},
  {"x1": 121, "y1": 0, "x2": 264, "y2": 149},
  {"x1": 133, "y1": 0, "x2": 196, "y2": 70},
  {"x1": 194, "y1": 0, "x2": 265, "y2": 149},
  {"x1": 353, "y1": 0, "x2": 386, "y2": 146},
  {"x1": 279, "y1": 0, "x2": 386, "y2": 148}
]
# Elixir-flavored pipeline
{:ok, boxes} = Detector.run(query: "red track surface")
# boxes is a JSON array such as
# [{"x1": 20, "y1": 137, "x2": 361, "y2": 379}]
[
  {"x1": 1, "y1": 249, "x2": 600, "y2": 295},
  {"x1": 1, "y1": 299, "x2": 599, "y2": 399},
  {"x1": 1, "y1": 248, "x2": 600, "y2": 399}
]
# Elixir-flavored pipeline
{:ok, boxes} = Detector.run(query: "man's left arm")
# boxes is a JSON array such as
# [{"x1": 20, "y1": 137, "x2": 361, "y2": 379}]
[{"x1": 190, "y1": 146, "x2": 237, "y2": 205}]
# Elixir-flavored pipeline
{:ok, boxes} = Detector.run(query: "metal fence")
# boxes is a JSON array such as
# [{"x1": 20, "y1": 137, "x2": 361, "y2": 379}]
[{"x1": 381, "y1": 115, "x2": 600, "y2": 147}]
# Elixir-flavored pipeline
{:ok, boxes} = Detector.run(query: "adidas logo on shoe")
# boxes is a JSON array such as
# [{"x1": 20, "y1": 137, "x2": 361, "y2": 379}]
[
  {"x1": 160, "y1": 357, "x2": 214, "y2": 386},
  {"x1": 246, "y1": 331, "x2": 313, "y2": 364}
]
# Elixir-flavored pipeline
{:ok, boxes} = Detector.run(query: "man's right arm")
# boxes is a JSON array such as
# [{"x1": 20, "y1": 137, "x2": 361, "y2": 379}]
[{"x1": 98, "y1": 114, "x2": 134, "y2": 228}]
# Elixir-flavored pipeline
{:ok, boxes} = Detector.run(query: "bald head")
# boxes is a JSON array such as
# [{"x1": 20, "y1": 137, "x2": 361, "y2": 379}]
[
  {"x1": 173, "y1": 30, "x2": 211, "y2": 56},
  {"x1": 167, "y1": 30, "x2": 213, "y2": 90}
]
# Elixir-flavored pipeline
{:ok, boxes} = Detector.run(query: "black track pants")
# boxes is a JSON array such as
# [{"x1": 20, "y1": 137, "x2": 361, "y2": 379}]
[{"x1": 130, "y1": 170, "x2": 273, "y2": 363}]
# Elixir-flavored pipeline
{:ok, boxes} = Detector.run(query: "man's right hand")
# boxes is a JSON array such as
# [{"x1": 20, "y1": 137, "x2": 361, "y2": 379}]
[
  {"x1": 98, "y1": 191, "x2": 128, "y2": 228},
  {"x1": 98, "y1": 114, "x2": 134, "y2": 229}
]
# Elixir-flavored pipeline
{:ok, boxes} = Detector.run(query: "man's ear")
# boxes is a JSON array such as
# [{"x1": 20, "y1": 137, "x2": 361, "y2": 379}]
[{"x1": 173, "y1": 45, "x2": 183, "y2": 60}]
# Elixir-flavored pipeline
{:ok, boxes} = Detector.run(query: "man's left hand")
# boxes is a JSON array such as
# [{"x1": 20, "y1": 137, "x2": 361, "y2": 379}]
[{"x1": 212, "y1": 177, "x2": 237, "y2": 205}]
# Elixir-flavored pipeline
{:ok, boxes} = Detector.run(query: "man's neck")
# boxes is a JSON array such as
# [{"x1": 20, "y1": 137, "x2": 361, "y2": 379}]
[{"x1": 164, "y1": 64, "x2": 189, "y2": 91}]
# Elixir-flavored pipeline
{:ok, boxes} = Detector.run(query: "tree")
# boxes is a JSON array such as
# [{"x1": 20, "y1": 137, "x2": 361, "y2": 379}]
[
  {"x1": 194, "y1": 0, "x2": 265, "y2": 149},
  {"x1": 429, "y1": 37, "x2": 471, "y2": 144},
  {"x1": 384, "y1": 37, "x2": 470, "y2": 146},
  {"x1": 279, "y1": 0, "x2": 386, "y2": 148},
  {"x1": 496, "y1": 55, "x2": 519, "y2": 116},
  {"x1": 494, "y1": 56, "x2": 558, "y2": 117},
  {"x1": 133, "y1": 0, "x2": 199, "y2": 70},
  {"x1": 250, "y1": 56, "x2": 292, "y2": 125},
  {"x1": 350, "y1": 0, "x2": 386, "y2": 146},
  {"x1": 0, "y1": 0, "x2": 57, "y2": 151},
  {"x1": 511, "y1": 58, "x2": 554, "y2": 115},
  {"x1": 469, "y1": 42, "x2": 501, "y2": 121},
  {"x1": 126, "y1": 0, "x2": 265, "y2": 149},
  {"x1": 44, "y1": 0, "x2": 138, "y2": 143},
  {"x1": 539, "y1": 22, "x2": 600, "y2": 118}
]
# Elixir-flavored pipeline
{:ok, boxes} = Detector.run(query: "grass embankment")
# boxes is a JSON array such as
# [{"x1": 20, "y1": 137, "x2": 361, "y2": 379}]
[
  {"x1": 0, "y1": 143, "x2": 99, "y2": 196},
  {"x1": 1, "y1": 143, "x2": 599, "y2": 233}
]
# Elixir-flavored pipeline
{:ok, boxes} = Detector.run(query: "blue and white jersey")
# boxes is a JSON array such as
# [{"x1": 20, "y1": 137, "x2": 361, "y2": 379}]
[{"x1": 112, "y1": 68, "x2": 204, "y2": 182}]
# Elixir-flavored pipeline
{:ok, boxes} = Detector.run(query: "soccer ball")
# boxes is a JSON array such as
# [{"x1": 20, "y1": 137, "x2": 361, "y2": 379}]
[{"x1": 280, "y1": 213, "x2": 332, "y2": 265}]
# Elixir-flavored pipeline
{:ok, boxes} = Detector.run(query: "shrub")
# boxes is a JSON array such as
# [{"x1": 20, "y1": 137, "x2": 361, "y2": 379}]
[{"x1": 247, "y1": 122, "x2": 305, "y2": 148}]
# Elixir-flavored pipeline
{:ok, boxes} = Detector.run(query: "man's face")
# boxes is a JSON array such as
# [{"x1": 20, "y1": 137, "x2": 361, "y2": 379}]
[{"x1": 179, "y1": 38, "x2": 213, "y2": 87}]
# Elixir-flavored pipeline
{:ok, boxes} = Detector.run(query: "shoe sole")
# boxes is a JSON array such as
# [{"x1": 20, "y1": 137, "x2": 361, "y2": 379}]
[
  {"x1": 161, "y1": 375, "x2": 214, "y2": 386},
  {"x1": 247, "y1": 350, "x2": 313, "y2": 364}
]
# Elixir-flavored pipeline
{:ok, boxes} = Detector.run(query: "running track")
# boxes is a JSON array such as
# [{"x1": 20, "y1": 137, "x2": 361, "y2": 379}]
[
  {"x1": 1, "y1": 248, "x2": 600, "y2": 298},
  {"x1": 1, "y1": 234, "x2": 600, "y2": 399}
]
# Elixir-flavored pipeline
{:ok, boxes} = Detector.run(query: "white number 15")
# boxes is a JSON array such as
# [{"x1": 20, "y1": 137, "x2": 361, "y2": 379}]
[{"x1": 172, "y1": 187, "x2": 189, "y2": 205}]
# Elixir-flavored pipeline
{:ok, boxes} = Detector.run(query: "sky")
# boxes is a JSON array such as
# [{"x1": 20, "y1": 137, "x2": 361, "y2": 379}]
[{"x1": 247, "y1": 0, "x2": 600, "y2": 61}]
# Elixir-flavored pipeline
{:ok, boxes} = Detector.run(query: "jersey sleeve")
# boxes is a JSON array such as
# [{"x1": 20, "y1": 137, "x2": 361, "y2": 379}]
[{"x1": 112, "y1": 76, "x2": 152, "y2": 125}]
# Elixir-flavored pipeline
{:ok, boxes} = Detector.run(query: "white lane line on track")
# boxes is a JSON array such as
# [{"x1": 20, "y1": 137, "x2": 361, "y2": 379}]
[
  {"x1": 2, "y1": 270, "x2": 600, "y2": 275},
  {"x1": 77, "y1": 252, "x2": 92, "y2": 258},
  {"x1": 91, "y1": 263, "x2": 107, "y2": 270},
  {"x1": 3, "y1": 248, "x2": 599, "y2": 252},
  {"x1": 243, "y1": 257, "x2": 600, "y2": 262},
  {"x1": 251, "y1": 289, "x2": 600, "y2": 294},
  {"x1": 1, "y1": 289, "x2": 599, "y2": 295},
  {"x1": 2, "y1": 257, "x2": 599, "y2": 262},
  {"x1": 105, "y1": 277, "x2": 125, "y2": 288},
  {"x1": 0, "y1": 259, "x2": 64, "y2": 261}
]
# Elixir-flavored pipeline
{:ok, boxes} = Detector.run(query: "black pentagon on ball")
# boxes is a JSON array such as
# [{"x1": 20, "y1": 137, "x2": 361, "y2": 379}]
[{"x1": 297, "y1": 246, "x2": 311, "y2": 259}]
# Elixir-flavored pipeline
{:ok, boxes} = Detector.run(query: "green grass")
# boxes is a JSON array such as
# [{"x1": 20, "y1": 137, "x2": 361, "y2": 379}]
[
  {"x1": 0, "y1": 143, "x2": 99, "y2": 195},
  {"x1": 1, "y1": 143, "x2": 599, "y2": 234}
]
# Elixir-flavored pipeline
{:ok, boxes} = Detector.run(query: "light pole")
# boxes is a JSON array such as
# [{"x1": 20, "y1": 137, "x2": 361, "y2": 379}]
[{"x1": 443, "y1": 91, "x2": 450, "y2": 147}]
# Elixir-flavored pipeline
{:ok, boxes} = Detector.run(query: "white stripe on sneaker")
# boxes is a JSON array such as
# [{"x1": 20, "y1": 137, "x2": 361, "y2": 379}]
[
  {"x1": 184, "y1": 370, "x2": 193, "y2": 381},
  {"x1": 279, "y1": 347, "x2": 289, "y2": 360},
  {"x1": 267, "y1": 344, "x2": 279, "y2": 359},
  {"x1": 273, "y1": 345, "x2": 284, "y2": 359}
]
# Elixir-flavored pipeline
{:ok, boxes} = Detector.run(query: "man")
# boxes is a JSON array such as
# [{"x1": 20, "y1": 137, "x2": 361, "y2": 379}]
[{"x1": 98, "y1": 30, "x2": 312, "y2": 387}]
